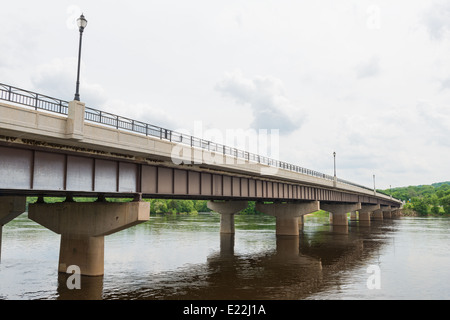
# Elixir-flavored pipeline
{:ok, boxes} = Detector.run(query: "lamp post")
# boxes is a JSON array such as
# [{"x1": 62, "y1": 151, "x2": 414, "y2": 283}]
[
  {"x1": 74, "y1": 14, "x2": 88, "y2": 101},
  {"x1": 333, "y1": 152, "x2": 336, "y2": 177},
  {"x1": 332, "y1": 151, "x2": 337, "y2": 187}
]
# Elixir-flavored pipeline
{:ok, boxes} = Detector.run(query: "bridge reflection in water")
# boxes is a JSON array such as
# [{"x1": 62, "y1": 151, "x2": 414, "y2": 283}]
[{"x1": 55, "y1": 215, "x2": 394, "y2": 300}]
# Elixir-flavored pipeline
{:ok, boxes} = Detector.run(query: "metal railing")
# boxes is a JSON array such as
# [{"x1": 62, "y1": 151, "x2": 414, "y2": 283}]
[
  {"x1": 0, "y1": 82, "x2": 377, "y2": 193},
  {"x1": 0, "y1": 83, "x2": 68, "y2": 115}
]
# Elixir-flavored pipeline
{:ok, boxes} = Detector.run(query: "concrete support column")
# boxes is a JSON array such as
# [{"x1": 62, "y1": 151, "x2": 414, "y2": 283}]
[
  {"x1": 392, "y1": 209, "x2": 401, "y2": 217},
  {"x1": 372, "y1": 209, "x2": 383, "y2": 220},
  {"x1": 358, "y1": 204, "x2": 380, "y2": 227},
  {"x1": 320, "y1": 202, "x2": 362, "y2": 226},
  {"x1": 359, "y1": 211, "x2": 371, "y2": 221},
  {"x1": 59, "y1": 234, "x2": 105, "y2": 276},
  {"x1": 381, "y1": 205, "x2": 392, "y2": 219},
  {"x1": 255, "y1": 201, "x2": 319, "y2": 236},
  {"x1": 0, "y1": 196, "x2": 27, "y2": 262},
  {"x1": 359, "y1": 204, "x2": 380, "y2": 224},
  {"x1": 29, "y1": 200, "x2": 150, "y2": 276},
  {"x1": 207, "y1": 201, "x2": 248, "y2": 234},
  {"x1": 350, "y1": 211, "x2": 358, "y2": 221},
  {"x1": 220, "y1": 234, "x2": 235, "y2": 256}
]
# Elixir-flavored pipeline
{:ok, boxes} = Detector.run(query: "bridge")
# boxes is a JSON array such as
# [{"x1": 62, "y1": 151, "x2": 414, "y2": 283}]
[{"x1": 0, "y1": 83, "x2": 402, "y2": 276}]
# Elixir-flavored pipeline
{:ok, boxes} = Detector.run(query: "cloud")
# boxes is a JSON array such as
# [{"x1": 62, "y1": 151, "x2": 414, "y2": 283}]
[
  {"x1": 105, "y1": 99, "x2": 180, "y2": 130},
  {"x1": 215, "y1": 69, "x2": 304, "y2": 134},
  {"x1": 31, "y1": 57, "x2": 107, "y2": 108},
  {"x1": 355, "y1": 56, "x2": 381, "y2": 79},
  {"x1": 421, "y1": 1, "x2": 450, "y2": 40},
  {"x1": 332, "y1": 100, "x2": 450, "y2": 188},
  {"x1": 416, "y1": 101, "x2": 450, "y2": 147},
  {"x1": 439, "y1": 77, "x2": 450, "y2": 91},
  {"x1": 30, "y1": 58, "x2": 179, "y2": 130}
]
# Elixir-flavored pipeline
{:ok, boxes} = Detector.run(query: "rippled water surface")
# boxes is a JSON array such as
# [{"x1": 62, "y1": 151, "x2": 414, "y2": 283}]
[{"x1": 1, "y1": 213, "x2": 449, "y2": 300}]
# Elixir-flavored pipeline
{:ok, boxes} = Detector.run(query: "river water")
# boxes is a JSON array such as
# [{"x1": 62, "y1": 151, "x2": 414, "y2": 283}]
[{"x1": 0, "y1": 212, "x2": 449, "y2": 300}]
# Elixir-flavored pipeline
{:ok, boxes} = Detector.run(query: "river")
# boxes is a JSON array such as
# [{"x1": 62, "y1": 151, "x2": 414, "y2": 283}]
[{"x1": 0, "y1": 212, "x2": 449, "y2": 300}]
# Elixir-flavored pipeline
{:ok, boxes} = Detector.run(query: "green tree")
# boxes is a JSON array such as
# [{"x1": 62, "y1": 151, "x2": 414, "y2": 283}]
[
  {"x1": 167, "y1": 200, "x2": 180, "y2": 213},
  {"x1": 179, "y1": 200, "x2": 196, "y2": 214},
  {"x1": 426, "y1": 194, "x2": 440, "y2": 209},
  {"x1": 194, "y1": 200, "x2": 211, "y2": 213},
  {"x1": 430, "y1": 205, "x2": 441, "y2": 215},
  {"x1": 240, "y1": 201, "x2": 257, "y2": 215},
  {"x1": 411, "y1": 197, "x2": 428, "y2": 216},
  {"x1": 436, "y1": 184, "x2": 450, "y2": 199},
  {"x1": 440, "y1": 195, "x2": 450, "y2": 214},
  {"x1": 152, "y1": 199, "x2": 168, "y2": 214}
]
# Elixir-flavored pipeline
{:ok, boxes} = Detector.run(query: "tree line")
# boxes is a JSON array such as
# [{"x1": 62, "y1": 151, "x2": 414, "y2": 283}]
[
  {"x1": 27, "y1": 181, "x2": 450, "y2": 216},
  {"x1": 26, "y1": 197, "x2": 261, "y2": 215},
  {"x1": 150, "y1": 199, "x2": 262, "y2": 215},
  {"x1": 380, "y1": 181, "x2": 450, "y2": 216}
]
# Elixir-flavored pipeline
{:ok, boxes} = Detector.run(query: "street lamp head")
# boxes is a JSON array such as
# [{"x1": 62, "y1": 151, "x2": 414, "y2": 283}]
[{"x1": 77, "y1": 14, "x2": 88, "y2": 32}]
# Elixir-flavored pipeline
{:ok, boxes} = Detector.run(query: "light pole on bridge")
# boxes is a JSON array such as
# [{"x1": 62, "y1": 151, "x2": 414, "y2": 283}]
[
  {"x1": 74, "y1": 14, "x2": 88, "y2": 101},
  {"x1": 333, "y1": 151, "x2": 337, "y2": 187},
  {"x1": 333, "y1": 151, "x2": 336, "y2": 178},
  {"x1": 373, "y1": 174, "x2": 376, "y2": 195}
]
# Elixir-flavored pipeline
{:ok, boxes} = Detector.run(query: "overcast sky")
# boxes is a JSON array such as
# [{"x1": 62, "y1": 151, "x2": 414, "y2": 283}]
[{"x1": 2, "y1": 1, "x2": 450, "y2": 190}]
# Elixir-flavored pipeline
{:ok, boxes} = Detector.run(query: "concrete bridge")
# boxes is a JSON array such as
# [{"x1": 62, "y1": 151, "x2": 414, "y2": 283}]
[{"x1": 0, "y1": 83, "x2": 402, "y2": 276}]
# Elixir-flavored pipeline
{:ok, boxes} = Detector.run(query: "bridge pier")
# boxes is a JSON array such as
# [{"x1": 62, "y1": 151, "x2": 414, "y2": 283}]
[
  {"x1": 255, "y1": 201, "x2": 320, "y2": 236},
  {"x1": 320, "y1": 202, "x2": 362, "y2": 226},
  {"x1": 383, "y1": 208, "x2": 392, "y2": 219},
  {"x1": 207, "y1": 201, "x2": 248, "y2": 234},
  {"x1": 372, "y1": 209, "x2": 383, "y2": 220},
  {"x1": 0, "y1": 196, "x2": 27, "y2": 262},
  {"x1": 392, "y1": 209, "x2": 402, "y2": 217},
  {"x1": 358, "y1": 204, "x2": 380, "y2": 226},
  {"x1": 379, "y1": 205, "x2": 391, "y2": 219},
  {"x1": 28, "y1": 199, "x2": 150, "y2": 276}
]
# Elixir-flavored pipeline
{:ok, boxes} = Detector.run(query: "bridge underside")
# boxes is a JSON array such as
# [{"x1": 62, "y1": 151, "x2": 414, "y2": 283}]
[
  {"x1": 0, "y1": 137, "x2": 401, "y2": 277},
  {"x1": 0, "y1": 143, "x2": 397, "y2": 208}
]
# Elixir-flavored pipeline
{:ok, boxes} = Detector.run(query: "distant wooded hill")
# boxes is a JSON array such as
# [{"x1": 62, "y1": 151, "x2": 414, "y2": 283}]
[
  {"x1": 380, "y1": 181, "x2": 450, "y2": 216},
  {"x1": 380, "y1": 181, "x2": 450, "y2": 202}
]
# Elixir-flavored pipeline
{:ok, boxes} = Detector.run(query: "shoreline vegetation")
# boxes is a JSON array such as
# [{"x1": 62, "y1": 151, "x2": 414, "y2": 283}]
[
  {"x1": 25, "y1": 181, "x2": 450, "y2": 217},
  {"x1": 379, "y1": 181, "x2": 450, "y2": 217}
]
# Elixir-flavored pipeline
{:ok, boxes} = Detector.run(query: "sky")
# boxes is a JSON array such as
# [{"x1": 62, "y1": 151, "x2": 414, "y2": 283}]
[{"x1": 1, "y1": 0, "x2": 450, "y2": 190}]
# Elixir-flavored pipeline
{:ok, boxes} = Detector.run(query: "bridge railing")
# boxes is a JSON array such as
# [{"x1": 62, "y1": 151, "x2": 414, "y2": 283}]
[
  {"x1": 0, "y1": 83, "x2": 69, "y2": 115},
  {"x1": 0, "y1": 82, "x2": 379, "y2": 194}
]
